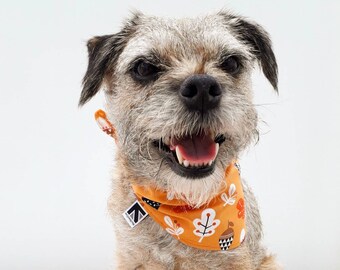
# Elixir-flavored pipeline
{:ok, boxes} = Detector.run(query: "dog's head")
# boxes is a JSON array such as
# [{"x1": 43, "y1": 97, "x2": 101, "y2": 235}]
[{"x1": 79, "y1": 11, "x2": 277, "y2": 206}]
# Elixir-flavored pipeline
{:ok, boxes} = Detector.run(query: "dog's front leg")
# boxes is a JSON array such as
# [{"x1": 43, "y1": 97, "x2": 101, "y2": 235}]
[
  {"x1": 115, "y1": 248, "x2": 171, "y2": 270},
  {"x1": 257, "y1": 255, "x2": 282, "y2": 270}
]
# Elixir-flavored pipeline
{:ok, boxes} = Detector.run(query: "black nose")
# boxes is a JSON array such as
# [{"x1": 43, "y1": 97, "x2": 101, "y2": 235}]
[{"x1": 179, "y1": 75, "x2": 222, "y2": 113}]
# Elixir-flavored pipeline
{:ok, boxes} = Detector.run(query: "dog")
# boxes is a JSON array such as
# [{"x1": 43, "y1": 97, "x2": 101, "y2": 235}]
[{"x1": 79, "y1": 10, "x2": 280, "y2": 270}]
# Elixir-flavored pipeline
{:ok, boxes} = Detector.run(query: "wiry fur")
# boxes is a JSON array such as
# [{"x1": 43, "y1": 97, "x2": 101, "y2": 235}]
[{"x1": 80, "y1": 10, "x2": 280, "y2": 270}]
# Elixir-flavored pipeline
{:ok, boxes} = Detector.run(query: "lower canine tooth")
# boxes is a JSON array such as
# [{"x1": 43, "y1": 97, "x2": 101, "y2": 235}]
[
  {"x1": 214, "y1": 143, "x2": 219, "y2": 159},
  {"x1": 175, "y1": 146, "x2": 183, "y2": 164},
  {"x1": 208, "y1": 160, "x2": 213, "y2": 166},
  {"x1": 183, "y1": 160, "x2": 189, "y2": 167}
]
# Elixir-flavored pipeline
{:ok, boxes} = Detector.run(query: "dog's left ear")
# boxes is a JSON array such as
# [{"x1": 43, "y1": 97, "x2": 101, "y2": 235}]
[{"x1": 223, "y1": 14, "x2": 278, "y2": 91}]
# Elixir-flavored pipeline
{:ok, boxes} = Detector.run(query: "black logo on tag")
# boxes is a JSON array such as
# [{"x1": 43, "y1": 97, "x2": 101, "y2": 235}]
[{"x1": 123, "y1": 201, "x2": 148, "y2": 228}]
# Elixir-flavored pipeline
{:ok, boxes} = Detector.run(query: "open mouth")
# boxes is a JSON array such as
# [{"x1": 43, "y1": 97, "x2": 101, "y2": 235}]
[{"x1": 153, "y1": 132, "x2": 226, "y2": 179}]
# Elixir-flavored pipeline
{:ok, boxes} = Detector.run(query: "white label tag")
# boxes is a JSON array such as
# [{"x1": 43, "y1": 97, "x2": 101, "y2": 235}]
[{"x1": 123, "y1": 200, "x2": 148, "y2": 228}]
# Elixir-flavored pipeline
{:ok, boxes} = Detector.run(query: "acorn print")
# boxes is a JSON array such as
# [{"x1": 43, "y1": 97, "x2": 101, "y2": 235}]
[
  {"x1": 218, "y1": 221, "x2": 234, "y2": 250},
  {"x1": 142, "y1": 197, "x2": 161, "y2": 210}
]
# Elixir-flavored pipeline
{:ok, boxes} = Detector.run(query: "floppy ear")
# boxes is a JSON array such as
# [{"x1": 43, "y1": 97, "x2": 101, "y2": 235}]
[
  {"x1": 79, "y1": 13, "x2": 141, "y2": 106},
  {"x1": 79, "y1": 35, "x2": 115, "y2": 106},
  {"x1": 225, "y1": 14, "x2": 278, "y2": 90}
]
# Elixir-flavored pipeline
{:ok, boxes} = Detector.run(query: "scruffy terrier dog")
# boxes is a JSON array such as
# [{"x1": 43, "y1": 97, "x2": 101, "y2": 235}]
[{"x1": 79, "y1": 10, "x2": 279, "y2": 270}]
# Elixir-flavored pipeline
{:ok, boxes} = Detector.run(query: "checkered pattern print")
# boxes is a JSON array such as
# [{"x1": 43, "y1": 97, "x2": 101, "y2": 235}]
[{"x1": 219, "y1": 236, "x2": 233, "y2": 251}]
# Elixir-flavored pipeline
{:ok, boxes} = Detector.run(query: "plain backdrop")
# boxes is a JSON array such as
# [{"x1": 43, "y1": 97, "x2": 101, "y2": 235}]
[{"x1": 1, "y1": 0, "x2": 339, "y2": 269}]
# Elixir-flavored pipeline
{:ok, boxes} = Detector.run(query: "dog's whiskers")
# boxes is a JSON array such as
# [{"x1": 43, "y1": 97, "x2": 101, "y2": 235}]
[{"x1": 153, "y1": 157, "x2": 167, "y2": 179}]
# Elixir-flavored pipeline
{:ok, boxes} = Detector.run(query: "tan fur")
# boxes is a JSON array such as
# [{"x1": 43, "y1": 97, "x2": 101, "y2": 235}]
[
  {"x1": 81, "y1": 10, "x2": 280, "y2": 270},
  {"x1": 258, "y1": 255, "x2": 282, "y2": 270}
]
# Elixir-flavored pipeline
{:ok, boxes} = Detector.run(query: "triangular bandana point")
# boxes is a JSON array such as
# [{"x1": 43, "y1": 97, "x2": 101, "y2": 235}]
[{"x1": 132, "y1": 163, "x2": 246, "y2": 251}]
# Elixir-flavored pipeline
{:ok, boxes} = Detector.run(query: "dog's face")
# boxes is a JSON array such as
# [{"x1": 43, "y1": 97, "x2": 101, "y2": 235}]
[{"x1": 80, "y1": 12, "x2": 277, "y2": 206}]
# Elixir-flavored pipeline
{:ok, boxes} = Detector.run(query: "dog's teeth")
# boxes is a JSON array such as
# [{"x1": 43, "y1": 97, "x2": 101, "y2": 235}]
[
  {"x1": 183, "y1": 160, "x2": 189, "y2": 167},
  {"x1": 208, "y1": 160, "x2": 213, "y2": 166},
  {"x1": 214, "y1": 143, "x2": 219, "y2": 160},
  {"x1": 163, "y1": 137, "x2": 170, "y2": 145},
  {"x1": 175, "y1": 146, "x2": 183, "y2": 164}
]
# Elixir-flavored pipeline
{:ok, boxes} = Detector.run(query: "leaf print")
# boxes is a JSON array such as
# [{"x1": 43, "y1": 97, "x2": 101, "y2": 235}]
[
  {"x1": 228, "y1": 184, "x2": 236, "y2": 197},
  {"x1": 221, "y1": 184, "x2": 237, "y2": 206},
  {"x1": 166, "y1": 227, "x2": 184, "y2": 235},
  {"x1": 237, "y1": 198, "x2": 245, "y2": 219},
  {"x1": 164, "y1": 216, "x2": 184, "y2": 239},
  {"x1": 164, "y1": 216, "x2": 173, "y2": 227},
  {"x1": 193, "y1": 208, "x2": 220, "y2": 243}
]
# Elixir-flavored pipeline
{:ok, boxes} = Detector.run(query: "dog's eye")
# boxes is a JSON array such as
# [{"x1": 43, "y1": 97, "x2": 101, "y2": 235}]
[
  {"x1": 132, "y1": 60, "x2": 161, "y2": 81},
  {"x1": 220, "y1": 56, "x2": 240, "y2": 75}
]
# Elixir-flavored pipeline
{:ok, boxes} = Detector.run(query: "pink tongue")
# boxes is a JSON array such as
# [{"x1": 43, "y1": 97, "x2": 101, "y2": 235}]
[{"x1": 171, "y1": 134, "x2": 216, "y2": 163}]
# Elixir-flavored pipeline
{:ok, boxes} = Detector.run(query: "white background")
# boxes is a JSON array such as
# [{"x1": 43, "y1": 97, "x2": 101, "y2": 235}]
[{"x1": 1, "y1": 0, "x2": 339, "y2": 269}]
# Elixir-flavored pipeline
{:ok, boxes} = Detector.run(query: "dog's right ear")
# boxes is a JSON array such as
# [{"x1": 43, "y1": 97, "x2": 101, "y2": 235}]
[
  {"x1": 79, "y1": 13, "x2": 141, "y2": 106},
  {"x1": 79, "y1": 35, "x2": 116, "y2": 106}
]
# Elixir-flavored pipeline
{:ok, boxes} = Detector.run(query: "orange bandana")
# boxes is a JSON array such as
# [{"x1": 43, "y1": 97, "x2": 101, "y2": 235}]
[
  {"x1": 132, "y1": 163, "x2": 246, "y2": 251},
  {"x1": 95, "y1": 109, "x2": 246, "y2": 251}
]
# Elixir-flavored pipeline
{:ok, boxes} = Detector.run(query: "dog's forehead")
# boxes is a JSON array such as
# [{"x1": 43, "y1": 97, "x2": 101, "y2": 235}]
[{"x1": 118, "y1": 15, "x2": 248, "y2": 67}]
